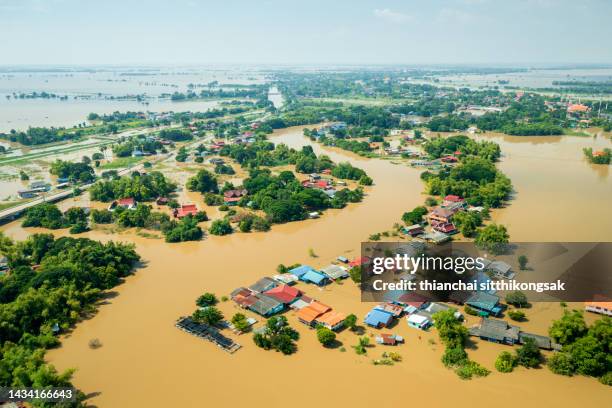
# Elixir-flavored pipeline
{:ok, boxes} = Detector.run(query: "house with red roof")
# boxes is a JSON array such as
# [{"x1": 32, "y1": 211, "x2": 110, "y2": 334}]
[
  {"x1": 109, "y1": 197, "x2": 136, "y2": 211},
  {"x1": 349, "y1": 256, "x2": 371, "y2": 268},
  {"x1": 176, "y1": 204, "x2": 198, "y2": 218},
  {"x1": 264, "y1": 285, "x2": 302, "y2": 304},
  {"x1": 432, "y1": 222, "x2": 457, "y2": 234}
]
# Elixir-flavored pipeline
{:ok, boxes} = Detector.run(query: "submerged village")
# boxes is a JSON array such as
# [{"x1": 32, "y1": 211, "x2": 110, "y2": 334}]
[{"x1": 0, "y1": 67, "x2": 611, "y2": 407}]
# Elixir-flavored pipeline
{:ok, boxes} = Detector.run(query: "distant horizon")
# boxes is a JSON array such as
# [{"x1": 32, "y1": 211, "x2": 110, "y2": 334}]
[
  {"x1": 1, "y1": 0, "x2": 611, "y2": 66},
  {"x1": 1, "y1": 63, "x2": 612, "y2": 70}
]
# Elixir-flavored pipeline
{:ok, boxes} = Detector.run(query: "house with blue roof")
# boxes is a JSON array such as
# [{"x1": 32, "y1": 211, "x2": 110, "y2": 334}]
[
  {"x1": 466, "y1": 292, "x2": 502, "y2": 317},
  {"x1": 289, "y1": 265, "x2": 316, "y2": 279},
  {"x1": 364, "y1": 308, "x2": 394, "y2": 328},
  {"x1": 300, "y1": 270, "x2": 329, "y2": 286}
]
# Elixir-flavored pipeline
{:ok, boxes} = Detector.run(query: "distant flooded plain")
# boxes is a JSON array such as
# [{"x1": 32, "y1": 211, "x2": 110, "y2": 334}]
[{"x1": 1, "y1": 127, "x2": 612, "y2": 407}]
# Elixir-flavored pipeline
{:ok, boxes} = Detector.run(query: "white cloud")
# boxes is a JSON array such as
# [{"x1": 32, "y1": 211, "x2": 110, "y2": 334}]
[{"x1": 373, "y1": 8, "x2": 412, "y2": 24}]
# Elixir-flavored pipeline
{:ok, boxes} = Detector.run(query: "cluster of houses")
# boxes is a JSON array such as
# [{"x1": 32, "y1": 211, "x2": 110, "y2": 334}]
[
  {"x1": 231, "y1": 272, "x2": 348, "y2": 331},
  {"x1": 107, "y1": 196, "x2": 204, "y2": 220},
  {"x1": 401, "y1": 194, "x2": 507, "y2": 253},
  {"x1": 300, "y1": 172, "x2": 339, "y2": 199},
  {"x1": 364, "y1": 293, "x2": 465, "y2": 331},
  {"x1": 312, "y1": 122, "x2": 348, "y2": 139},
  {"x1": 230, "y1": 256, "x2": 365, "y2": 330}
]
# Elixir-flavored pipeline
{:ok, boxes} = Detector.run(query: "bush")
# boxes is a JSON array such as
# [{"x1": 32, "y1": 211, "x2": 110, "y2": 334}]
[
  {"x1": 508, "y1": 310, "x2": 526, "y2": 321},
  {"x1": 91, "y1": 209, "x2": 113, "y2": 224},
  {"x1": 204, "y1": 193, "x2": 224, "y2": 206},
  {"x1": 442, "y1": 346, "x2": 468, "y2": 367},
  {"x1": 69, "y1": 222, "x2": 89, "y2": 234},
  {"x1": 359, "y1": 175, "x2": 373, "y2": 186},
  {"x1": 456, "y1": 361, "x2": 490, "y2": 380},
  {"x1": 209, "y1": 219, "x2": 233, "y2": 235},
  {"x1": 547, "y1": 352, "x2": 575, "y2": 376},
  {"x1": 495, "y1": 351, "x2": 517, "y2": 373},
  {"x1": 464, "y1": 305, "x2": 478, "y2": 316},
  {"x1": 196, "y1": 293, "x2": 218, "y2": 307},
  {"x1": 599, "y1": 372, "x2": 612, "y2": 386}
]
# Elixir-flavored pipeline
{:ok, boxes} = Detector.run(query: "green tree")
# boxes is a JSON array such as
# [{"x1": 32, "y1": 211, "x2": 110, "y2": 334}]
[
  {"x1": 505, "y1": 291, "x2": 528, "y2": 308},
  {"x1": 549, "y1": 310, "x2": 588, "y2": 346},
  {"x1": 192, "y1": 306, "x2": 224, "y2": 326},
  {"x1": 231, "y1": 313, "x2": 250, "y2": 333},
  {"x1": 344, "y1": 314, "x2": 357, "y2": 331},
  {"x1": 567, "y1": 336, "x2": 608, "y2": 377},
  {"x1": 495, "y1": 351, "x2": 517, "y2": 373},
  {"x1": 196, "y1": 292, "x2": 218, "y2": 307},
  {"x1": 518, "y1": 255, "x2": 528, "y2": 270},
  {"x1": 209, "y1": 219, "x2": 233, "y2": 235},
  {"x1": 475, "y1": 224, "x2": 509, "y2": 254},
  {"x1": 348, "y1": 266, "x2": 361, "y2": 283},
  {"x1": 515, "y1": 337, "x2": 542, "y2": 368},
  {"x1": 316, "y1": 326, "x2": 336, "y2": 346},
  {"x1": 433, "y1": 309, "x2": 468, "y2": 348},
  {"x1": 186, "y1": 169, "x2": 219, "y2": 194},
  {"x1": 547, "y1": 352, "x2": 575, "y2": 376},
  {"x1": 353, "y1": 336, "x2": 370, "y2": 355}
]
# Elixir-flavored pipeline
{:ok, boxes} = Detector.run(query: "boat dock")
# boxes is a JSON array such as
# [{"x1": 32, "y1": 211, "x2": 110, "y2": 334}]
[{"x1": 175, "y1": 316, "x2": 241, "y2": 354}]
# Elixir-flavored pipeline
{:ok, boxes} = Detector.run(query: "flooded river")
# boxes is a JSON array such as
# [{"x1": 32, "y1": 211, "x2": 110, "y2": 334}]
[{"x1": 2, "y1": 127, "x2": 611, "y2": 407}]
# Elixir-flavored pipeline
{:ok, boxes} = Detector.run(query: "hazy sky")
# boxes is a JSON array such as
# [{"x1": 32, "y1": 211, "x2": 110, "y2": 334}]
[{"x1": 1, "y1": 0, "x2": 611, "y2": 66}]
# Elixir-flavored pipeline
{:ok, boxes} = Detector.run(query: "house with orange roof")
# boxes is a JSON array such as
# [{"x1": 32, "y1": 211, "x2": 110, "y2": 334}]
[
  {"x1": 315, "y1": 311, "x2": 346, "y2": 331},
  {"x1": 297, "y1": 301, "x2": 331, "y2": 327},
  {"x1": 567, "y1": 103, "x2": 590, "y2": 113}
]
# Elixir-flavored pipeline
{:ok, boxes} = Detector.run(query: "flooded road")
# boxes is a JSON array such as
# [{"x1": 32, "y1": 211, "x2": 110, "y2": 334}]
[{"x1": 2, "y1": 127, "x2": 611, "y2": 407}]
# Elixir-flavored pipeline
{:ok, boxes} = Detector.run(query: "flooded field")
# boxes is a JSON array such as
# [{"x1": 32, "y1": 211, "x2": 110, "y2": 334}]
[
  {"x1": 480, "y1": 130, "x2": 612, "y2": 241},
  {"x1": 1, "y1": 127, "x2": 611, "y2": 407},
  {"x1": 431, "y1": 67, "x2": 612, "y2": 91},
  {"x1": 0, "y1": 67, "x2": 266, "y2": 132}
]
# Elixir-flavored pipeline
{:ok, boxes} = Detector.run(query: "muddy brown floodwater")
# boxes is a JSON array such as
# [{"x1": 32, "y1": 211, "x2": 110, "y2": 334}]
[{"x1": 2, "y1": 126, "x2": 611, "y2": 408}]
